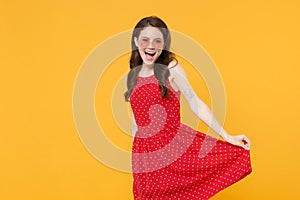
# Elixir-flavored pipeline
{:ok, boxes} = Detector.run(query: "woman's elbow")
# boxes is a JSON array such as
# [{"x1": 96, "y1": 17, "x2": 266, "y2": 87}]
[{"x1": 188, "y1": 97, "x2": 205, "y2": 116}]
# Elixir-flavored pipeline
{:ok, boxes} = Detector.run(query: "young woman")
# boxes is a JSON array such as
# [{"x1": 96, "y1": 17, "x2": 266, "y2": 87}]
[{"x1": 124, "y1": 16, "x2": 252, "y2": 200}]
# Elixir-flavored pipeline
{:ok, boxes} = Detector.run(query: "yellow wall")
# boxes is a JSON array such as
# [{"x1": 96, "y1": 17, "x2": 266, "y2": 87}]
[{"x1": 1, "y1": 0, "x2": 300, "y2": 199}]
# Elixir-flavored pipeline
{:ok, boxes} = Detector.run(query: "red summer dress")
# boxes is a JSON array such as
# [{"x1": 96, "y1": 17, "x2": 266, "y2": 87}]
[{"x1": 129, "y1": 74, "x2": 252, "y2": 200}]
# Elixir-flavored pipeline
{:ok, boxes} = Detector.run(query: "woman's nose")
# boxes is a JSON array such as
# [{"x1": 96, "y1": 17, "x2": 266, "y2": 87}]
[{"x1": 147, "y1": 41, "x2": 154, "y2": 48}]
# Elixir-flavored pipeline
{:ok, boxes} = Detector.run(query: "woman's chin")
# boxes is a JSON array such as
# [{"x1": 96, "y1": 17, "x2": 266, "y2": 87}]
[
  {"x1": 141, "y1": 58, "x2": 156, "y2": 66},
  {"x1": 144, "y1": 61, "x2": 155, "y2": 66}
]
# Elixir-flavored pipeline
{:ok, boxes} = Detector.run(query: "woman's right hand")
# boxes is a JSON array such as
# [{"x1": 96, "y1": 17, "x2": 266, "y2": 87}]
[{"x1": 223, "y1": 134, "x2": 251, "y2": 150}]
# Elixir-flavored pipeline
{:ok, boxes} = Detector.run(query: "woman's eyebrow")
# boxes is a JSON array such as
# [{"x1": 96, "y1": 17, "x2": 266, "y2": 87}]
[{"x1": 140, "y1": 36, "x2": 163, "y2": 40}]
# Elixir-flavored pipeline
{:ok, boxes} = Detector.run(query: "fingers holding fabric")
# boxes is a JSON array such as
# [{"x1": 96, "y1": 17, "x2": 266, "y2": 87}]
[{"x1": 225, "y1": 134, "x2": 251, "y2": 150}]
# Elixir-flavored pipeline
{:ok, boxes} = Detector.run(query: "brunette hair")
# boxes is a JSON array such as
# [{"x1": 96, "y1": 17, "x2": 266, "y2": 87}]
[{"x1": 124, "y1": 16, "x2": 177, "y2": 102}]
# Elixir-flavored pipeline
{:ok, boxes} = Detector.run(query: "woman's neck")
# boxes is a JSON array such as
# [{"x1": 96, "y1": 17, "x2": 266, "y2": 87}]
[
  {"x1": 139, "y1": 63, "x2": 154, "y2": 76},
  {"x1": 142, "y1": 63, "x2": 154, "y2": 69},
  {"x1": 141, "y1": 63, "x2": 154, "y2": 71}
]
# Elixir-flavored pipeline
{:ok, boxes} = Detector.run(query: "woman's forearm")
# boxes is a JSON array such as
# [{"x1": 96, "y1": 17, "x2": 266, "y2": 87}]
[
  {"x1": 131, "y1": 109, "x2": 138, "y2": 139},
  {"x1": 189, "y1": 95, "x2": 231, "y2": 140}
]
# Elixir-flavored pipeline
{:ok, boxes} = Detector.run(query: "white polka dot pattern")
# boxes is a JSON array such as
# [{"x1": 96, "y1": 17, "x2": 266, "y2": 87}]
[{"x1": 129, "y1": 74, "x2": 252, "y2": 200}]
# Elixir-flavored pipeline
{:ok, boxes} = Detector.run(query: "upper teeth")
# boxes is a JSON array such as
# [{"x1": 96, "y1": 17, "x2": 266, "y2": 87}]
[{"x1": 145, "y1": 51, "x2": 155, "y2": 55}]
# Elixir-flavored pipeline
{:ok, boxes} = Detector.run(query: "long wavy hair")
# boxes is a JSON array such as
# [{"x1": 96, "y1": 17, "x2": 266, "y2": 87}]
[{"x1": 124, "y1": 16, "x2": 177, "y2": 102}]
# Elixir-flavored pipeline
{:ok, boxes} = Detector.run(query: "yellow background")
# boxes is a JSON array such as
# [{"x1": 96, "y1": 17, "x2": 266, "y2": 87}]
[{"x1": 1, "y1": 0, "x2": 300, "y2": 199}]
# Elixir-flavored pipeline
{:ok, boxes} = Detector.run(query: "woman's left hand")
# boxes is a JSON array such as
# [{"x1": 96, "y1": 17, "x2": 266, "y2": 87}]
[{"x1": 223, "y1": 134, "x2": 251, "y2": 150}]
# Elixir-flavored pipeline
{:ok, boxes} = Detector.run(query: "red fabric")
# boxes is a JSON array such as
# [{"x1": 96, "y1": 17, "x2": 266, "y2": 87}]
[{"x1": 130, "y1": 74, "x2": 252, "y2": 200}]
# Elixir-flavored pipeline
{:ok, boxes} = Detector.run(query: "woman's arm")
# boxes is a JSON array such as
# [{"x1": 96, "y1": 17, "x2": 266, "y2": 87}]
[
  {"x1": 125, "y1": 74, "x2": 138, "y2": 139},
  {"x1": 169, "y1": 63, "x2": 250, "y2": 150},
  {"x1": 131, "y1": 109, "x2": 138, "y2": 139}
]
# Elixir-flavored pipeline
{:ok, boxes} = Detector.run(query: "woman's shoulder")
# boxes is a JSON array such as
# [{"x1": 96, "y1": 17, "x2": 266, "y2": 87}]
[{"x1": 168, "y1": 60, "x2": 188, "y2": 79}]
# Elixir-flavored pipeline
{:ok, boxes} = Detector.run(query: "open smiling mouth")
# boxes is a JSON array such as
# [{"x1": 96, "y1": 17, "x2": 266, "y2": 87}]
[{"x1": 144, "y1": 51, "x2": 156, "y2": 61}]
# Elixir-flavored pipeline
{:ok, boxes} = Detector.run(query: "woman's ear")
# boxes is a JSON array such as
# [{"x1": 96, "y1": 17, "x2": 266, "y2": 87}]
[{"x1": 134, "y1": 37, "x2": 139, "y2": 48}]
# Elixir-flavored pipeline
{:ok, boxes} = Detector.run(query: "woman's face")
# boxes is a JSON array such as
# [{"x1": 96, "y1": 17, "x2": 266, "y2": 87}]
[{"x1": 134, "y1": 26, "x2": 164, "y2": 66}]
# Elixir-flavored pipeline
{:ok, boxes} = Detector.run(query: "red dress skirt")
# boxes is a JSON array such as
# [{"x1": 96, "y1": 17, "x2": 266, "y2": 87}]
[{"x1": 129, "y1": 74, "x2": 252, "y2": 200}]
